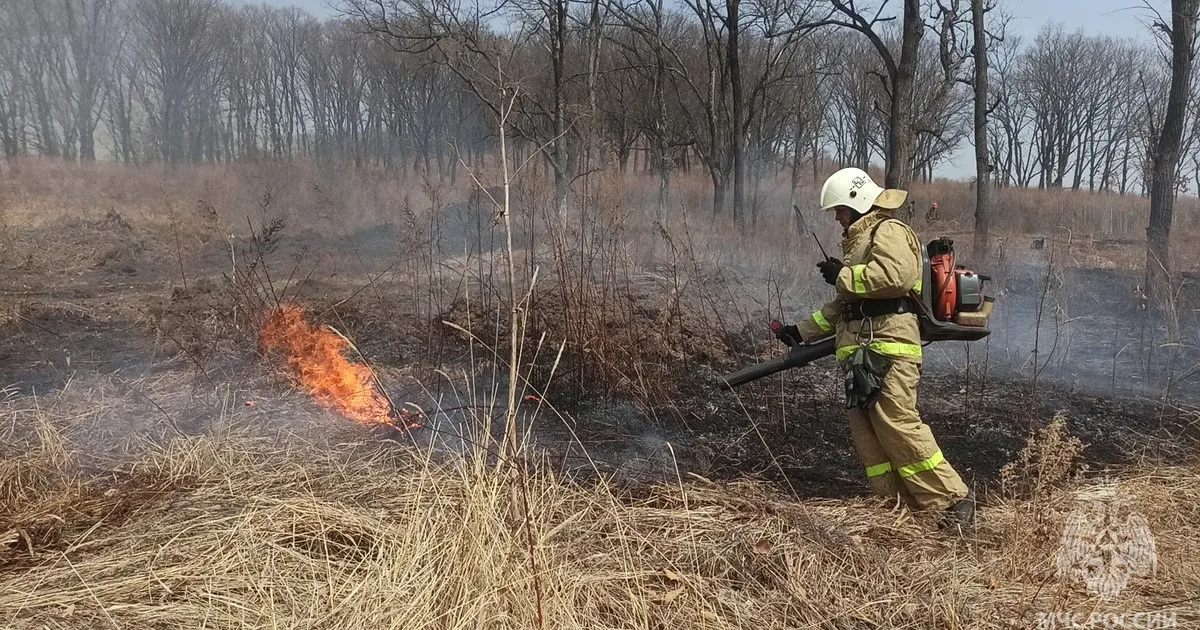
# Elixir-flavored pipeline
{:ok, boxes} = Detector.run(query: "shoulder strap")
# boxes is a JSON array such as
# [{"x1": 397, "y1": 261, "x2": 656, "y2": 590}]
[{"x1": 865, "y1": 217, "x2": 929, "y2": 313}]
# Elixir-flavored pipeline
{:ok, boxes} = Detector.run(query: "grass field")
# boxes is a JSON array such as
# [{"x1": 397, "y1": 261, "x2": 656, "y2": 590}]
[{"x1": 1, "y1": 159, "x2": 1199, "y2": 628}]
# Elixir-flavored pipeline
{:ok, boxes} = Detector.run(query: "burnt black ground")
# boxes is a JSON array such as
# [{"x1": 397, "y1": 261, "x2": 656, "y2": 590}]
[{"x1": 370, "y1": 250, "x2": 1200, "y2": 502}]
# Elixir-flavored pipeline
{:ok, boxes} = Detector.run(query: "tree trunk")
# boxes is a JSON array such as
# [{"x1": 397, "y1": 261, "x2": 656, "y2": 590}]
[
  {"x1": 790, "y1": 107, "x2": 804, "y2": 209},
  {"x1": 586, "y1": 0, "x2": 603, "y2": 177},
  {"x1": 0, "y1": 96, "x2": 16, "y2": 158},
  {"x1": 1146, "y1": 0, "x2": 1200, "y2": 324},
  {"x1": 885, "y1": 0, "x2": 923, "y2": 189},
  {"x1": 551, "y1": 0, "x2": 569, "y2": 213},
  {"x1": 659, "y1": 166, "x2": 670, "y2": 218},
  {"x1": 77, "y1": 88, "x2": 96, "y2": 161},
  {"x1": 712, "y1": 173, "x2": 727, "y2": 216},
  {"x1": 727, "y1": 0, "x2": 744, "y2": 225},
  {"x1": 971, "y1": 0, "x2": 991, "y2": 259},
  {"x1": 1120, "y1": 136, "x2": 1130, "y2": 194},
  {"x1": 653, "y1": 0, "x2": 669, "y2": 219},
  {"x1": 32, "y1": 70, "x2": 60, "y2": 158}
]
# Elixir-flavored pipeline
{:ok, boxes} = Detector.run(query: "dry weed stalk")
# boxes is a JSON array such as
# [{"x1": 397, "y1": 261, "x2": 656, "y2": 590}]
[{"x1": 999, "y1": 412, "x2": 1087, "y2": 502}]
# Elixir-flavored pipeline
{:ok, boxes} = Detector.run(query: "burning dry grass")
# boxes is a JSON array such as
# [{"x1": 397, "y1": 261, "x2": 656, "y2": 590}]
[
  {"x1": 259, "y1": 304, "x2": 415, "y2": 428},
  {"x1": 2, "y1": 402, "x2": 1199, "y2": 629}
]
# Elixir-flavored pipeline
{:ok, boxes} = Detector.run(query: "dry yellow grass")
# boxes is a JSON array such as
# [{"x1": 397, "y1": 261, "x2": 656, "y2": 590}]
[
  {"x1": 3, "y1": 158, "x2": 1196, "y2": 266},
  {"x1": 2, "y1": 400, "x2": 1197, "y2": 630}
]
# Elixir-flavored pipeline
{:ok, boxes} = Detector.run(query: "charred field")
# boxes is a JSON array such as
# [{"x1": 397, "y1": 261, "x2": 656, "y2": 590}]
[{"x1": 2, "y1": 162, "x2": 1199, "y2": 628}]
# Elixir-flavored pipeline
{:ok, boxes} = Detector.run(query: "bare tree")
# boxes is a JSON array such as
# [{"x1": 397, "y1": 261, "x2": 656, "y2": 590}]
[
  {"x1": 1144, "y1": 0, "x2": 1200, "y2": 314},
  {"x1": 348, "y1": 0, "x2": 585, "y2": 207},
  {"x1": 987, "y1": 30, "x2": 1153, "y2": 193},
  {"x1": 727, "y1": 0, "x2": 745, "y2": 220},
  {"x1": 970, "y1": 0, "x2": 992, "y2": 256},
  {"x1": 910, "y1": 18, "x2": 972, "y2": 181},
  {"x1": 0, "y1": 0, "x2": 32, "y2": 158},
  {"x1": 784, "y1": 34, "x2": 838, "y2": 206},
  {"x1": 104, "y1": 2, "x2": 140, "y2": 164},
  {"x1": 609, "y1": 0, "x2": 693, "y2": 216},
  {"x1": 515, "y1": 0, "x2": 574, "y2": 209},
  {"x1": 814, "y1": 0, "x2": 930, "y2": 188},
  {"x1": 824, "y1": 37, "x2": 880, "y2": 167},
  {"x1": 137, "y1": 0, "x2": 222, "y2": 163},
  {"x1": 672, "y1": 0, "x2": 739, "y2": 216},
  {"x1": 987, "y1": 34, "x2": 1030, "y2": 186},
  {"x1": 46, "y1": 0, "x2": 121, "y2": 161},
  {"x1": 25, "y1": 4, "x2": 65, "y2": 158},
  {"x1": 1022, "y1": 26, "x2": 1101, "y2": 189},
  {"x1": 0, "y1": 0, "x2": 1173, "y2": 217},
  {"x1": 663, "y1": 0, "x2": 823, "y2": 218}
]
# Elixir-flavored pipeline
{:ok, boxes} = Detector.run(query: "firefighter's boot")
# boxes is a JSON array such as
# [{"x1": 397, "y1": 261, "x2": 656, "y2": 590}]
[{"x1": 943, "y1": 488, "x2": 976, "y2": 531}]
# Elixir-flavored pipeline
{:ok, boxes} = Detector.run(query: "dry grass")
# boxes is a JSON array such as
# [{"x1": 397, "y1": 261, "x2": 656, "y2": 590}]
[
  {"x1": 4, "y1": 158, "x2": 1197, "y2": 274},
  {"x1": 2, "y1": 396, "x2": 1198, "y2": 630},
  {"x1": 3, "y1": 158, "x2": 1198, "y2": 627},
  {"x1": 910, "y1": 179, "x2": 1200, "y2": 271}
]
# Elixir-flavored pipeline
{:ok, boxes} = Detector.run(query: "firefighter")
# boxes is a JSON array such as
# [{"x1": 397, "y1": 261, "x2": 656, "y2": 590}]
[{"x1": 777, "y1": 167, "x2": 974, "y2": 528}]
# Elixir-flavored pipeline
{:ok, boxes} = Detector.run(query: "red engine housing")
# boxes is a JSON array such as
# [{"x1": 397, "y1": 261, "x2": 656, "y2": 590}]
[{"x1": 929, "y1": 245, "x2": 957, "y2": 322}]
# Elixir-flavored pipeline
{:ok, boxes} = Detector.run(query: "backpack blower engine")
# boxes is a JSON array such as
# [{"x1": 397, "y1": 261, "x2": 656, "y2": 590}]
[
  {"x1": 921, "y1": 237, "x2": 994, "y2": 336},
  {"x1": 719, "y1": 236, "x2": 995, "y2": 389}
]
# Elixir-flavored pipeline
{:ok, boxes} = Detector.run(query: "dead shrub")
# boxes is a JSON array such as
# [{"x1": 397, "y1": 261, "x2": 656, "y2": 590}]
[
  {"x1": 999, "y1": 412, "x2": 1087, "y2": 500},
  {"x1": 439, "y1": 178, "x2": 737, "y2": 405}
]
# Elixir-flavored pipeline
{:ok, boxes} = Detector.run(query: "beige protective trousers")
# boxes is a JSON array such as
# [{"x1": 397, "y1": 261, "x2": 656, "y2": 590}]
[{"x1": 847, "y1": 358, "x2": 968, "y2": 510}]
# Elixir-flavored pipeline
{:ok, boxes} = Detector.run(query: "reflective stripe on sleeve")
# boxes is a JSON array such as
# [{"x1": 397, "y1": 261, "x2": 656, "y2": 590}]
[
  {"x1": 913, "y1": 279, "x2": 923, "y2": 293},
  {"x1": 898, "y1": 450, "x2": 945, "y2": 479},
  {"x1": 812, "y1": 311, "x2": 834, "y2": 333},
  {"x1": 852, "y1": 264, "x2": 868, "y2": 296}
]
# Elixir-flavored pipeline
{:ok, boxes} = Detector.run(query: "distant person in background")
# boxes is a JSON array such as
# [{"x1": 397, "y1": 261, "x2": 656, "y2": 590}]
[{"x1": 926, "y1": 202, "x2": 939, "y2": 222}]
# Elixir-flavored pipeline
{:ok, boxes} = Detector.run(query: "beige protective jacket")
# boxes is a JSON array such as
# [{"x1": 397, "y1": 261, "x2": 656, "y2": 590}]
[{"x1": 795, "y1": 210, "x2": 924, "y2": 363}]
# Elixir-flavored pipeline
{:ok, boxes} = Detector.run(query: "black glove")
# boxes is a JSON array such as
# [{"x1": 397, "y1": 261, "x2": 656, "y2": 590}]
[
  {"x1": 774, "y1": 324, "x2": 803, "y2": 347},
  {"x1": 817, "y1": 258, "x2": 844, "y2": 286}
]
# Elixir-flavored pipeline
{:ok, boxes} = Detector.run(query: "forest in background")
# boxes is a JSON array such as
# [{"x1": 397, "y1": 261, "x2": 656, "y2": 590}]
[{"x1": 1, "y1": 0, "x2": 1196, "y2": 219}]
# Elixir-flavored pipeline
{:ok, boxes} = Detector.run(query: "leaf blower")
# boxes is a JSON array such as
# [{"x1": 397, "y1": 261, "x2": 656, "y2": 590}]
[
  {"x1": 719, "y1": 237, "x2": 995, "y2": 389},
  {"x1": 925, "y1": 237, "x2": 993, "y2": 329}
]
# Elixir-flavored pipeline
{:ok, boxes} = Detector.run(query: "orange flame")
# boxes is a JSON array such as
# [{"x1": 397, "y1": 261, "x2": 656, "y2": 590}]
[{"x1": 260, "y1": 304, "x2": 412, "y2": 427}]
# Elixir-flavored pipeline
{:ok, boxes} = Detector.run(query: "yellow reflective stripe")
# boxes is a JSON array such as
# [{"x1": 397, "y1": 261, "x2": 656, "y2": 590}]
[
  {"x1": 870, "y1": 342, "x2": 922, "y2": 358},
  {"x1": 866, "y1": 462, "x2": 893, "y2": 478},
  {"x1": 898, "y1": 450, "x2": 945, "y2": 479},
  {"x1": 812, "y1": 311, "x2": 833, "y2": 333},
  {"x1": 835, "y1": 342, "x2": 923, "y2": 361},
  {"x1": 852, "y1": 264, "x2": 868, "y2": 296},
  {"x1": 913, "y1": 279, "x2": 923, "y2": 293}
]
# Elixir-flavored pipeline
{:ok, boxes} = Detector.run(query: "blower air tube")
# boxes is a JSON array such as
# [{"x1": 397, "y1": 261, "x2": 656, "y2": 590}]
[{"x1": 718, "y1": 338, "x2": 836, "y2": 390}]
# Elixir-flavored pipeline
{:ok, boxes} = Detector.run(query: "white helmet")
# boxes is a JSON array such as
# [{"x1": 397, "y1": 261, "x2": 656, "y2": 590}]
[{"x1": 819, "y1": 167, "x2": 908, "y2": 215}]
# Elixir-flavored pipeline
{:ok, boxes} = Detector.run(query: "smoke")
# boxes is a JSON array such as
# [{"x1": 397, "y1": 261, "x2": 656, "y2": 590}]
[{"x1": 921, "y1": 254, "x2": 1200, "y2": 404}]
